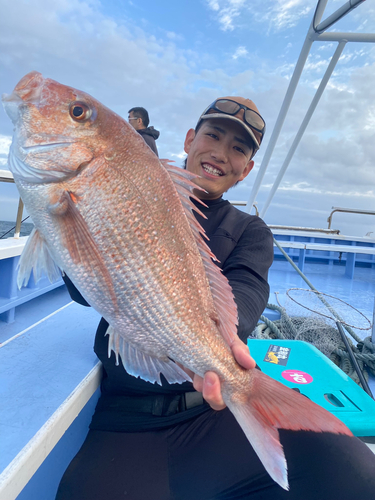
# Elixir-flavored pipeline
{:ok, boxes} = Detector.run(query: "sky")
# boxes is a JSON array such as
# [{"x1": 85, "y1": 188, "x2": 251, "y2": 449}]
[{"x1": 0, "y1": 0, "x2": 375, "y2": 237}]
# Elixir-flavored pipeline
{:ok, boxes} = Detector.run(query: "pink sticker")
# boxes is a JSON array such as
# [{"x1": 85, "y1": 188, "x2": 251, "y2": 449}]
[{"x1": 282, "y1": 370, "x2": 313, "y2": 385}]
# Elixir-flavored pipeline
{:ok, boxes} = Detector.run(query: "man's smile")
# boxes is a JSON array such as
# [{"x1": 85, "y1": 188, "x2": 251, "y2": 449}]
[{"x1": 201, "y1": 162, "x2": 224, "y2": 177}]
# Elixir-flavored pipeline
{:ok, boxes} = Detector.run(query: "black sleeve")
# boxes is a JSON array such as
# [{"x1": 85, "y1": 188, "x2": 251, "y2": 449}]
[
  {"x1": 142, "y1": 135, "x2": 159, "y2": 157},
  {"x1": 62, "y1": 273, "x2": 91, "y2": 307},
  {"x1": 221, "y1": 224, "x2": 273, "y2": 343}
]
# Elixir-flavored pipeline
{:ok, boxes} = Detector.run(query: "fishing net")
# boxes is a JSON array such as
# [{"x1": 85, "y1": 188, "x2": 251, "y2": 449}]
[{"x1": 251, "y1": 288, "x2": 375, "y2": 386}]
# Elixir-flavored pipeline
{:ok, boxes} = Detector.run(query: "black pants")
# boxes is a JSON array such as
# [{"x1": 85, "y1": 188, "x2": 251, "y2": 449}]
[{"x1": 56, "y1": 408, "x2": 375, "y2": 500}]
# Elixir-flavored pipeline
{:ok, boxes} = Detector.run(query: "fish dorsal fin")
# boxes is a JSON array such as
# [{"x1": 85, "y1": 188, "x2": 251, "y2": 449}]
[{"x1": 162, "y1": 161, "x2": 238, "y2": 347}]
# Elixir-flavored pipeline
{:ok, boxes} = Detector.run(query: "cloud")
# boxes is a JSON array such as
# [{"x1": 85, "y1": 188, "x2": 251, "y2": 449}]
[
  {"x1": 166, "y1": 31, "x2": 184, "y2": 41},
  {"x1": 0, "y1": 0, "x2": 210, "y2": 158},
  {"x1": 169, "y1": 150, "x2": 186, "y2": 160},
  {"x1": 232, "y1": 46, "x2": 248, "y2": 59},
  {"x1": 0, "y1": 135, "x2": 12, "y2": 166},
  {"x1": 228, "y1": 48, "x2": 375, "y2": 236},
  {"x1": 206, "y1": 0, "x2": 220, "y2": 12},
  {"x1": 204, "y1": 0, "x2": 315, "y2": 33},
  {"x1": 205, "y1": 0, "x2": 373, "y2": 37},
  {"x1": 1, "y1": 0, "x2": 374, "y2": 236},
  {"x1": 205, "y1": 0, "x2": 247, "y2": 31},
  {"x1": 262, "y1": 0, "x2": 314, "y2": 32}
]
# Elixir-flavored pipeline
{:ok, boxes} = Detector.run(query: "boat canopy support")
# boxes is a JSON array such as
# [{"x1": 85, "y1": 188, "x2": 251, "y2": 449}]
[{"x1": 245, "y1": 0, "x2": 374, "y2": 218}]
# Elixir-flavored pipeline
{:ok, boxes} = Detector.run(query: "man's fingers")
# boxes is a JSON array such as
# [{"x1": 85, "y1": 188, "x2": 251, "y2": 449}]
[
  {"x1": 192, "y1": 374, "x2": 203, "y2": 393},
  {"x1": 193, "y1": 373, "x2": 225, "y2": 410},
  {"x1": 179, "y1": 339, "x2": 255, "y2": 412},
  {"x1": 202, "y1": 372, "x2": 226, "y2": 411},
  {"x1": 232, "y1": 339, "x2": 256, "y2": 370}
]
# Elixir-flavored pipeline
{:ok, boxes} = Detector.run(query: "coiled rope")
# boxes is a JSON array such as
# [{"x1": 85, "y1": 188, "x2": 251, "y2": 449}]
[{"x1": 252, "y1": 239, "x2": 375, "y2": 387}]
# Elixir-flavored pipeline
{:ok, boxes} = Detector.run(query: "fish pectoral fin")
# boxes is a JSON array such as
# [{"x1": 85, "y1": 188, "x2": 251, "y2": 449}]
[
  {"x1": 18, "y1": 227, "x2": 60, "y2": 288},
  {"x1": 50, "y1": 191, "x2": 118, "y2": 308},
  {"x1": 106, "y1": 326, "x2": 192, "y2": 385}
]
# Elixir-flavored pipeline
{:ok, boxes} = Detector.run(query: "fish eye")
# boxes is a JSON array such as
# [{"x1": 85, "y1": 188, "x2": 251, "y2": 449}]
[{"x1": 69, "y1": 101, "x2": 92, "y2": 121}]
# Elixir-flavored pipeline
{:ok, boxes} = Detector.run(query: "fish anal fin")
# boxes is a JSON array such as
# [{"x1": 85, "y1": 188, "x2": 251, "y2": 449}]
[
  {"x1": 227, "y1": 369, "x2": 353, "y2": 490},
  {"x1": 106, "y1": 326, "x2": 192, "y2": 385},
  {"x1": 17, "y1": 227, "x2": 60, "y2": 288}
]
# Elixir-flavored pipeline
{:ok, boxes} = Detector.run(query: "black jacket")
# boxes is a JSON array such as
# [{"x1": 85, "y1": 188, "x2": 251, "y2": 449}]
[{"x1": 137, "y1": 126, "x2": 159, "y2": 156}]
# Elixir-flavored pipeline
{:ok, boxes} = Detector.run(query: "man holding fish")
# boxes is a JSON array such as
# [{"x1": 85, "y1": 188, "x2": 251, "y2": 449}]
[
  {"x1": 57, "y1": 96, "x2": 374, "y2": 499},
  {"x1": 2, "y1": 72, "x2": 375, "y2": 499}
]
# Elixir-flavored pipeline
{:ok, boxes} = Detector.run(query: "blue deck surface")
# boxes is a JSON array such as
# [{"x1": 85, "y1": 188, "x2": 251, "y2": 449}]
[
  {"x1": 267, "y1": 261, "x2": 375, "y2": 337},
  {"x1": 0, "y1": 299, "x2": 101, "y2": 473},
  {"x1": 0, "y1": 286, "x2": 72, "y2": 344}
]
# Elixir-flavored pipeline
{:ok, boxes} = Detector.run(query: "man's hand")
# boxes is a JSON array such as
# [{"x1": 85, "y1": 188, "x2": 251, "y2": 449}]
[{"x1": 183, "y1": 339, "x2": 256, "y2": 411}]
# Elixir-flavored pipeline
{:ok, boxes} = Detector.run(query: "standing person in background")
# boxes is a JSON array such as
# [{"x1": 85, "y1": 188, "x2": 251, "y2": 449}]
[{"x1": 128, "y1": 106, "x2": 160, "y2": 156}]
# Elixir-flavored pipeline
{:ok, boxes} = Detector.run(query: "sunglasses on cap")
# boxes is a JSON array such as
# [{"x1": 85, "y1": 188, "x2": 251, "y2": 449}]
[{"x1": 202, "y1": 99, "x2": 266, "y2": 147}]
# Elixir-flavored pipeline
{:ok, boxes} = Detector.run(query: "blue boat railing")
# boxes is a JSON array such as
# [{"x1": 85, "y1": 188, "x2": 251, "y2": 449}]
[
  {"x1": 327, "y1": 207, "x2": 375, "y2": 230},
  {"x1": 272, "y1": 231, "x2": 375, "y2": 279}
]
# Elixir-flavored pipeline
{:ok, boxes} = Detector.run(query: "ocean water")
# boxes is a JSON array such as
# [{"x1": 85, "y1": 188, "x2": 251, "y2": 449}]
[{"x1": 0, "y1": 220, "x2": 34, "y2": 239}]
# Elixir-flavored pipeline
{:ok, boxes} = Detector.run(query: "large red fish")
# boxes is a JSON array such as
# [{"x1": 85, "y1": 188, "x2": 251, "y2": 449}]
[{"x1": 2, "y1": 71, "x2": 352, "y2": 490}]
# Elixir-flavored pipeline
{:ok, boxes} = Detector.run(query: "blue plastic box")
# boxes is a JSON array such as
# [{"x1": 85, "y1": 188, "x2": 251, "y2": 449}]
[{"x1": 247, "y1": 339, "x2": 375, "y2": 436}]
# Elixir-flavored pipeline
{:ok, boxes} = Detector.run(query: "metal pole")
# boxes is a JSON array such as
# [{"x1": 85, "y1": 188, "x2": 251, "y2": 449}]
[
  {"x1": 316, "y1": 32, "x2": 375, "y2": 43},
  {"x1": 314, "y1": 0, "x2": 330, "y2": 24},
  {"x1": 314, "y1": 0, "x2": 366, "y2": 33},
  {"x1": 260, "y1": 40, "x2": 347, "y2": 219},
  {"x1": 244, "y1": 0, "x2": 329, "y2": 213},
  {"x1": 336, "y1": 321, "x2": 374, "y2": 399},
  {"x1": 244, "y1": 34, "x2": 314, "y2": 212},
  {"x1": 372, "y1": 296, "x2": 375, "y2": 344},
  {"x1": 14, "y1": 198, "x2": 24, "y2": 239}
]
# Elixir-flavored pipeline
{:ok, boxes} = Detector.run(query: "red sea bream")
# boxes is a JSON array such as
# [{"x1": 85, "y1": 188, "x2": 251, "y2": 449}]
[{"x1": 2, "y1": 71, "x2": 352, "y2": 490}]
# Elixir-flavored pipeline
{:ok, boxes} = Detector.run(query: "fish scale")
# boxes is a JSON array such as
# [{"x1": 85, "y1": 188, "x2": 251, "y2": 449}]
[
  {"x1": 85, "y1": 164, "x2": 213, "y2": 334},
  {"x1": 3, "y1": 71, "x2": 353, "y2": 491},
  {"x1": 65, "y1": 164, "x2": 219, "y2": 364}
]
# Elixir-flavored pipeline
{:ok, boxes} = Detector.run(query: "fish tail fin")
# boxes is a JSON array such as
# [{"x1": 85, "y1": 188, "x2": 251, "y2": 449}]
[{"x1": 226, "y1": 369, "x2": 352, "y2": 491}]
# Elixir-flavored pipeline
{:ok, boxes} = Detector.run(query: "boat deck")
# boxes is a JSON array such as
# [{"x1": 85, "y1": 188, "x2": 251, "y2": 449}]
[
  {"x1": 0, "y1": 256, "x2": 375, "y2": 499},
  {"x1": 268, "y1": 260, "x2": 375, "y2": 331}
]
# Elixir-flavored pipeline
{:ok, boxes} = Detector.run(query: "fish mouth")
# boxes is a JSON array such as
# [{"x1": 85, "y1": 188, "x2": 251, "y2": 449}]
[
  {"x1": 2, "y1": 71, "x2": 44, "y2": 124},
  {"x1": 13, "y1": 71, "x2": 44, "y2": 97},
  {"x1": 2, "y1": 92, "x2": 24, "y2": 125}
]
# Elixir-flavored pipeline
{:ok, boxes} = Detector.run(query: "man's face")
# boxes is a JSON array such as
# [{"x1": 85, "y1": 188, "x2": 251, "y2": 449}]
[
  {"x1": 128, "y1": 111, "x2": 142, "y2": 130},
  {"x1": 184, "y1": 118, "x2": 254, "y2": 200}
]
